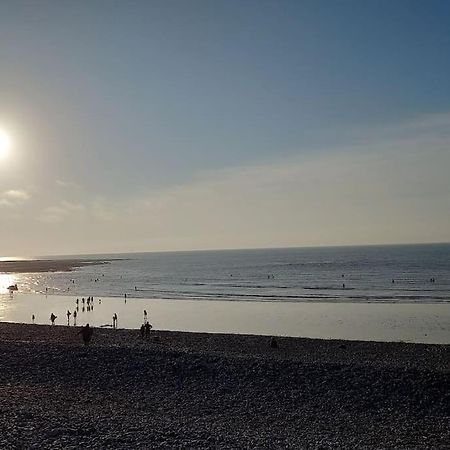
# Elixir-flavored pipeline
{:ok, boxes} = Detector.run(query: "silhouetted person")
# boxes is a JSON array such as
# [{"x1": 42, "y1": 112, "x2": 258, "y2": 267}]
[
  {"x1": 32, "y1": 314, "x2": 35, "y2": 324},
  {"x1": 140, "y1": 324, "x2": 145, "y2": 338},
  {"x1": 73, "y1": 310, "x2": 77, "y2": 325},
  {"x1": 82, "y1": 297, "x2": 85, "y2": 304},
  {"x1": 50, "y1": 313, "x2": 57, "y2": 325},
  {"x1": 76, "y1": 298, "x2": 79, "y2": 305},
  {"x1": 80, "y1": 323, "x2": 94, "y2": 346},
  {"x1": 392, "y1": 279, "x2": 395, "y2": 283},
  {"x1": 113, "y1": 313, "x2": 118, "y2": 329},
  {"x1": 67, "y1": 310, "x2": 71, "y2": 325},
  {"x1": 143, "y1": 310, "x2": 148, "y2": 323},
  {"x1": 270, "y1": 337, "x2": 278, "y2": 348},
  {"x1": 145, "y1": 322, "x2": 152, "y2": 337},
  {"x1": 342, "y1": 283, "x2": 346, "y2": 289}
]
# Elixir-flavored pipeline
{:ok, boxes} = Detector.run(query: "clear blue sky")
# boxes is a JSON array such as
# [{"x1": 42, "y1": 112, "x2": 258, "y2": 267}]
[{"x1": 1, "y1": 0, "x2": 450, "y2": 254}]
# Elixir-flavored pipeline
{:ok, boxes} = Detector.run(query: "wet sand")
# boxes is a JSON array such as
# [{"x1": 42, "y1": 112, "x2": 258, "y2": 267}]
[
  {"x1": 2, "y1": 293, "x2": 450, "y2": 344},
  {"x1": 0, "y1": 322, "x2": 448, "y2": 449},
  {"x1": 0, "y1": 259, "x2": 111, "y2": 274}
]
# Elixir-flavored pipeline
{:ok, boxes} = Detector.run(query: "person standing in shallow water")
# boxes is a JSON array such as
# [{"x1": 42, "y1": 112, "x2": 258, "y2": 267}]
[{"x1": 79, "y1": 324, "x2": 94, "y2": 346}]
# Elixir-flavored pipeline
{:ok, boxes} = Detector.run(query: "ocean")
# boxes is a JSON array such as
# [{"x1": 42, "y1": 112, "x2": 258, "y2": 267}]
[{"x1": 7, "y1": 243, "x2": 450, "y2": 303}]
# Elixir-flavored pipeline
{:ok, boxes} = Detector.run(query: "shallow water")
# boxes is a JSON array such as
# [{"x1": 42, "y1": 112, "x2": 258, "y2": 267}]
[{"x1": 1, "y1": 293, "x2": 449, "y2": 344}]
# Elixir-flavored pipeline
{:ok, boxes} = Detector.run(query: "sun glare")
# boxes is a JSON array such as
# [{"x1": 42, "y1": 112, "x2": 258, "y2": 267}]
[{"x1": 0, "y1": 129, "x2": 12, "y2": 158}]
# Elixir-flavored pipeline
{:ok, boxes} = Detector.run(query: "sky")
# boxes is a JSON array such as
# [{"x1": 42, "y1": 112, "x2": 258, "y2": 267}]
[{"x1": 0, "y1": 0, "x2": 450, "y2": 256}]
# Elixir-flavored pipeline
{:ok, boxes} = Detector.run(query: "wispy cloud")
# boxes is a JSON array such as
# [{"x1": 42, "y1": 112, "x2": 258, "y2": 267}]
[
  {"x1": 55, "y1": 179, "x2": 81, "y2": 189},
  {"x1": 2, "y1": 190, "x2": 30, "y2": 200},
  {"x1": 0, "y1": 189, "x2": 31, "y2": 208},
  {"x1": 116, "y1": 112, "x2": 450, "y2": 249},
  {"x1": 5, "y1": 112, "x2": 450, "y2": 254},
  {"x1": 39, "y1": 201, "x2": 85, "y2": 223}
]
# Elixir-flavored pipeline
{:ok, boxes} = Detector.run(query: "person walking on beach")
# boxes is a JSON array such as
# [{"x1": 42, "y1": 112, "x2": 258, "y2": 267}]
[
  {"x1": 32, "y1": 314, "x2": 35, "y2": 324},
  {"x1": 79, "y1": 323, "x2": 94, "y2": 346},
  {"x1": 50, "y1": 313, "x2": 57, "y2": 325},
  {"x1": 73, "y1": 310, "x2": 77, "y2": 325},
  {"x1": 66, "y1": 310, "x2": 71, "y2": 325},
  {"x1": 113, "y1": 313, "x2": 118, "y2": 329}
]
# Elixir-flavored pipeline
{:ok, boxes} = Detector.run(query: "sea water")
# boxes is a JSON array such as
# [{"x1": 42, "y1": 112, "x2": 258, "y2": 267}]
[
  {"x1": 4, "y1": 243, "x2": 450, "y2": 303},
  {"x1": 0, "y1": 244, "x2": 449, "y2": 342}
]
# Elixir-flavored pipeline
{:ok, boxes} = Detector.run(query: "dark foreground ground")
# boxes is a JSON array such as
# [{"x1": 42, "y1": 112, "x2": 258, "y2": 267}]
[{"x1": 0, "y1": 323, "x2": 448, "y2": 449}]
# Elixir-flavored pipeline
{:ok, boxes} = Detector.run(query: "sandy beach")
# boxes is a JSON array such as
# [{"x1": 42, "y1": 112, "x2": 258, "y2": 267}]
[
  {"x1": 0, "y1": 259, "x2": 110, "y2": 274},
  {"x1": 0, "y1": 322, "x2": 448, "y2": 449}
]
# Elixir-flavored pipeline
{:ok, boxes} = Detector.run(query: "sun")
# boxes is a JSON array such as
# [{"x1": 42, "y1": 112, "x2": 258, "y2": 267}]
[{"x1": 0, "y1": 129, "x2": 12, "y2": 158}]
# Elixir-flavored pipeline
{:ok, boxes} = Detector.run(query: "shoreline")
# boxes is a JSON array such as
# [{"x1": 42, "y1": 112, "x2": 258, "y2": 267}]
[
  {"x1": 0, "y1": 322, "x2": 448, "y2": 448},
  {"x1": 2, "y1": 292, "x2": 450, "y2": 344},
  {"x1": 0, "y1": 259, "x2": 112, "y2": 274}
]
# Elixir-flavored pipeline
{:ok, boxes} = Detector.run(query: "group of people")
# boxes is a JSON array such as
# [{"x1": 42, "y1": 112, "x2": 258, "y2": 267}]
[
  {"x1": 46, "y1": 308, "x2": 152, "y2": 346},
  {"x1": 140, "y1": 309, "x2": 152, "y2": 337}
]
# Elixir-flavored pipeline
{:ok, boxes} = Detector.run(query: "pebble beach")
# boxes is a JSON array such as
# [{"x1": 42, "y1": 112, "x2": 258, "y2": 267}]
[{"x1": 0, "y1": 322, "x2": 448, "y2": 449}]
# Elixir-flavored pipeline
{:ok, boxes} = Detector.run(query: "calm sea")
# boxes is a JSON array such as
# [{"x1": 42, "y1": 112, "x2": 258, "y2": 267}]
[{"x1": 9, "y1": 243, "x2": 450, "y2": 304}]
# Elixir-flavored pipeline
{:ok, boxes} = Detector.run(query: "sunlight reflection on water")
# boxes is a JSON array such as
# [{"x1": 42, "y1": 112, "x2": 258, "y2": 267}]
[
  {"x1": 0, "y1": 274, "x2": 15, "y2": 294},
  {"x1": 0, "y1": 293, "x2": 449, "y2": 344}
]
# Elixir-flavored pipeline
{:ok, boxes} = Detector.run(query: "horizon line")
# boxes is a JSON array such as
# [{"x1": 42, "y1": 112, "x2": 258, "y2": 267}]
[{"x1": 2, "y1": 240, "x2": 449, "y2": 261}]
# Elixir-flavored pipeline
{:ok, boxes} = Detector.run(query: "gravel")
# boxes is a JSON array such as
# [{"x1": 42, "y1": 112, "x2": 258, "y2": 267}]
[{"x1": 0, "y1": 322, "x2": 448, "y2": 449}]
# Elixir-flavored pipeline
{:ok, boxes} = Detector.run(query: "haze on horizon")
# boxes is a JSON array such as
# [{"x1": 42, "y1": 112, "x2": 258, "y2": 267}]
[{"x1": 1, "y1": 0, "x2": 450, "y2": 257}]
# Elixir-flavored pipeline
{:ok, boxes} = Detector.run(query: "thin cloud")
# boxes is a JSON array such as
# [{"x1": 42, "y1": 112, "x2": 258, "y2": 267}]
[
  {"x1": 5, "y1": 112, "x2": 450, "y2": 253},
  {"x1": 39, "y1": 201, "x2": 85, "y2": 223},
  {"x1": 0, "y1": 189, "x2": 31, "y2": 208},
  {"x1": 3, "y1": 190, "x2": 30, "y2": 200},
  {"x1": 0, "y1": 199, "x2": 14, "y2": 208},
  {"x1": 56, "y1": 180, "x2": 81, "y2": 189}
]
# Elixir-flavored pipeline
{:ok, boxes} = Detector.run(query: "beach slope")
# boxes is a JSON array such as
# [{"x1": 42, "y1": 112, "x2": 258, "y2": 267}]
[{"x1": 0, "y1": 323, "x2": 448, "y2": 449}]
